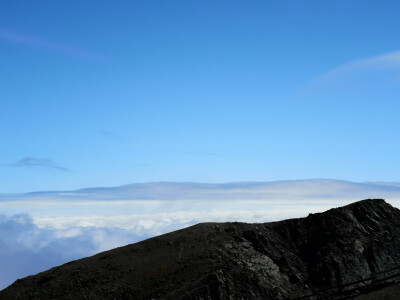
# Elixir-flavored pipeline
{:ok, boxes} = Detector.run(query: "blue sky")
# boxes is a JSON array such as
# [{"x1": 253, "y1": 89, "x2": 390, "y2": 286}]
[
  {"x1": 1, "y1": 1, "x2": 400, "y2": 192},
  {"x1": 2, "y1": 1, "x2": 400, "y2": 289}
]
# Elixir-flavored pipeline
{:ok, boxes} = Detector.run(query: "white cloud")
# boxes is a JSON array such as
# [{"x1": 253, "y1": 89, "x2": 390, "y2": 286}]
[
  {"x1": 1, "y1": 180, "x2": 400, "y2": 290},
  {"x1": 0, "y1": 214, "x2": 146, "y2": 290},
  {"x1": 303, "y1": 50, "x2": 400, "y2": 94},
  {"x1": 0, "y1": 200, "x2": 346, "y2": 290}
]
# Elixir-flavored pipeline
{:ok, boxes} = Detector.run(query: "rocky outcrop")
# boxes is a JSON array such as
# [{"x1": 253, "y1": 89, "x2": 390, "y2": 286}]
[{"x1": 1, "y1": 199, "x2": 400, "y2": 299}]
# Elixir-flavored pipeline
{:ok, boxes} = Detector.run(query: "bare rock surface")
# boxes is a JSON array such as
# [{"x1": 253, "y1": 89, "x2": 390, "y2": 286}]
[{"x1": 1, "y1": 199, "x2": 400, "y2": 299}]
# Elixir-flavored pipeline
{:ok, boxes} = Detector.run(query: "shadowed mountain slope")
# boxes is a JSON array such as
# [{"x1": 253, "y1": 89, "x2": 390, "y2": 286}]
[{"x1": 1, "y1": 199, "x2": 400, "y2": 299}]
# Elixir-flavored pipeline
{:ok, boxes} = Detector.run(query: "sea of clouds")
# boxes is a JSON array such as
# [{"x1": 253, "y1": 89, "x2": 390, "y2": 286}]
[{"x1": 1, "y1": 179, "x2": 400, "y2": 289}]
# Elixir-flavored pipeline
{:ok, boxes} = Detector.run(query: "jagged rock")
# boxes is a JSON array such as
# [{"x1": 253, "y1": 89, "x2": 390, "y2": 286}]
[{"x1": 1, "y1": 199, "x2": 400, "y2": 299}]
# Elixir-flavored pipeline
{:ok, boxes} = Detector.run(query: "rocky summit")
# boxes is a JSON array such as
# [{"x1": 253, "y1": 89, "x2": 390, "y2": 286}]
[{"x1": 1, "y1": 199, "x2": 400, "y2": 299}]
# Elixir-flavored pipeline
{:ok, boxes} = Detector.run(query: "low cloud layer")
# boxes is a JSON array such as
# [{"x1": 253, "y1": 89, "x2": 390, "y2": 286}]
[
  {"x1": 0, "y1": 205, "x2": 336, "y2": 290},
  {"x1": 0, "y1": 214, "x2": 148, "y2": 290},
  {"x1": 1, "y1": 180, "x2": 400, "y2": 290}
]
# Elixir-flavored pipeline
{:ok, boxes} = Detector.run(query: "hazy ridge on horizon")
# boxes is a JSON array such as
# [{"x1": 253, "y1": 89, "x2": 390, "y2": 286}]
[{"x1": 3, "y1": 178, "x2": 400, "y2": 201}]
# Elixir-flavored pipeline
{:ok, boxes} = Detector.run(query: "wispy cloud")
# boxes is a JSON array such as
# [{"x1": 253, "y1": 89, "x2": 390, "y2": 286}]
[
  {"x1": 322, "y1": 50, "x2": 400, "y2": 78},
  {"x1": 303, "y1": 50, "x2": 400, "y2": 94},
  {"x1": 350, "y1": 51, "x2": 400, "y2": 69},
  {"x1": 100, "y1": 130, "x2": 119, "y2": 141},
  {"x1": 0, "y1": 29, "x2": 109, "y2": 61},
  {"x1": 7, "y1": 157, "x2": 68, "y2": 171}
]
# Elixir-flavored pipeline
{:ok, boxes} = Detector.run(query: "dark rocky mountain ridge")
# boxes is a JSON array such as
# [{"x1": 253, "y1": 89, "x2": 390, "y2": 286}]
[{"x1": 1, "y1": 199, "x2": 400, "y2": 299}]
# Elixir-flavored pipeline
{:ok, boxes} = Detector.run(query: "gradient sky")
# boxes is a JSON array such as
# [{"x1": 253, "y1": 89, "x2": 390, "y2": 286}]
[{"x1": 1, "y1": 1, "x2": 400, "y2": 193}]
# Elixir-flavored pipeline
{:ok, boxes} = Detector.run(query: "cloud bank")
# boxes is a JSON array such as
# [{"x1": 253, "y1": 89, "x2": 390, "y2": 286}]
[
  {"x1": 0, "y1": 205, "x2": 338, "y2": 290},
  {"x1": 1, "y1": 179, "x2": 400, "y2": 290},
  {"x1": 0, "y1": 214, "x2": 148, "y2": 290}
]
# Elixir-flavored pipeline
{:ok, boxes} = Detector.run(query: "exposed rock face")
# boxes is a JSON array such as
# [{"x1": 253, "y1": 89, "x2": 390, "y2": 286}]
[{"x1": 1, "y1": 199, "x2": 400, "y2": 299}]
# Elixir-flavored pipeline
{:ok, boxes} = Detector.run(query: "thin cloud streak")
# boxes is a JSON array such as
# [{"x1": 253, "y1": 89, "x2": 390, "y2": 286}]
[
  {"x1": 0, "y1": 29, "x2": 109, "y2": 61},
  {"x1": 7, "y1": 157, "x2": 68, "y2": 171},
  {"x1": 302, "y1": 50, "x2": 400, "y2": 94},
  {"x1": 322, "y1": 50, "x2": 400, "y2": 78}
]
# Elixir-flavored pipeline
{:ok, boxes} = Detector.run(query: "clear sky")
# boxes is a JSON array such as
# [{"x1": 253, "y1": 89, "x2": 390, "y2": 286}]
[{"x1": 1, "y1": 1, "x2": 400, "y2": 193}]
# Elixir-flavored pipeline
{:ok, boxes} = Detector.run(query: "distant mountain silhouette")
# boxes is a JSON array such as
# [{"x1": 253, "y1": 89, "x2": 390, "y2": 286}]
[
  {"x1": 4, "y1": 179, "x2": 400, "y2": 202},
  {"x1": 1, "y1": 199, "x2": 400, "y2": 299}
]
